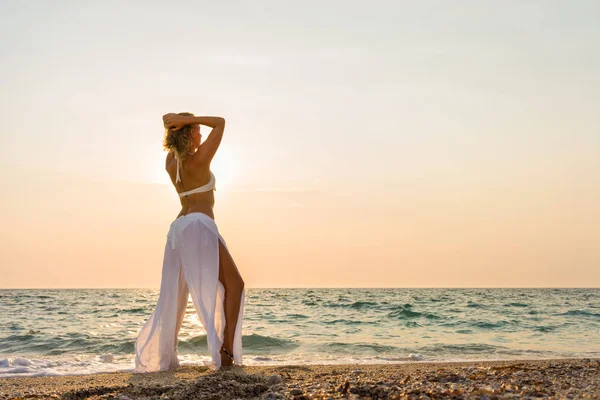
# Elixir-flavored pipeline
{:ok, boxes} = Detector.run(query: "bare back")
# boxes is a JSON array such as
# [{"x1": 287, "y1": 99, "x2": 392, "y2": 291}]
[{"x1": 166, "y1": 151, "x2": 216, "y2": 220}]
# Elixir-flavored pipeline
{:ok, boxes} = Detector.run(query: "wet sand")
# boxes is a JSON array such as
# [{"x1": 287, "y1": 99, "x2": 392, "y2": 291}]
[{"x1": 1, "y1": 358, "x2": 599, "y2": 399}]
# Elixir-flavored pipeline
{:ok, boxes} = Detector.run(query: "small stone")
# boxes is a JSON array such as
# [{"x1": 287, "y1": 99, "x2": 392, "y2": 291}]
[
  {"x1": 267, "y1": 374, "x2": 283, "y2": 386},
  {"x1": 474, "y1": 385, "x2": 494, "y2": 395},
  {"x1": 270, "y1": 383, "x2": 284, "y2": 392},
  {"x1": 261, "y1": 393, "x2": 284, "y2": 400},
  {"x1": 289, "y1": 388, "x2": 303, "y2": 395},
  {"x1": 339, "y1": 381, "x2": 350, "y2": 394}
]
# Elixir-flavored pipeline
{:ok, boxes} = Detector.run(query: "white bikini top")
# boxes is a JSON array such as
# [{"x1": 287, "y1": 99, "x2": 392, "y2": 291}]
[{"x1": 175, "y1": 157, "x2": 216, "y2": 198}]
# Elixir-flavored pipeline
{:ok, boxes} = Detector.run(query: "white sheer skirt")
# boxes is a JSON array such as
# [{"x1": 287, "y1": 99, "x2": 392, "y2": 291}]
[{"x1": 134, "y1": 212, "x2": 245, "y2": 372}]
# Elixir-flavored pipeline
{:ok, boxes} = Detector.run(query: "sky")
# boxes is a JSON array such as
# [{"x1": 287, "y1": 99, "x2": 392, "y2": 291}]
[{"x1": 0, "y1": 0, "x2": 598, "y2": 288}]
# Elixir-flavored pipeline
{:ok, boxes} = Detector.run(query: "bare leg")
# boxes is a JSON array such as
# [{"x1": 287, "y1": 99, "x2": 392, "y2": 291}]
[
  {"x1": 217, "y1": 238, "x2": 245, "y2": 365},
  {"x1": 173, "y1": 270, "x2": 189, "y2": 355}
]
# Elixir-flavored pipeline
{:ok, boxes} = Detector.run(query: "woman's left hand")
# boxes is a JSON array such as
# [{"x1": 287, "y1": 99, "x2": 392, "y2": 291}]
[{"x1": 163, "y1": 113, "x2": 187, "y2": 130}]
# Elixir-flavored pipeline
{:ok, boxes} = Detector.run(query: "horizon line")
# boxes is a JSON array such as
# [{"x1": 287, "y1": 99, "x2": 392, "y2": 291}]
[{"x1": 0, "y1": 287, "x2": 597, "y2": 290}]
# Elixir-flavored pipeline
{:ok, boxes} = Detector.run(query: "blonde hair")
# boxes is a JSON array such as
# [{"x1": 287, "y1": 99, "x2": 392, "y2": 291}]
[{"x1": 163, "y1": 112, "x2": 195, "y2": 162}]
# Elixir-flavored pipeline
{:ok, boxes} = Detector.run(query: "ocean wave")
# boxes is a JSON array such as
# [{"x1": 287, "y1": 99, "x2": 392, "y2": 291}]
[
  {"x1": 118, "y1": 307, "x2": 149, "y2": 314},
  {"x1": 177, "y1": 336, "x2": 208, "y2": 351},
  {"x1": 417, "y1": 343, "x2": 505, "y2": 354},
  {"x1": 466, "y1": 302, "x2": 484, "y2": 308},
  {"x1": 2, "y1": 288, "x2": 599, "y2": 370},
  {"x1": 555, "y1": 310, "x2": 600, "y2": 318},
  {"x1": 321, "y1": 319, "x2": 364, "y2": 325},
  {"x1": 318, "y1": 342, "x2": 398, "y2": 354},
  {"x1": 533, "y1": 325, "x2": 558, "y2": 332},
  {"x1": 428, "y1": 296, "x2": 454, "y2": 303},
  {"x1": 0, "y1": 332, "x2": 301, "y2": 356},
  {"x1": 504, "y1": 302, "x2": 529, "y2": 307},
  {"x1": 469, "y1": 321, "x2": 508, "y2": 329},
  {"x1": 286, "y1": 313, "x2": 309, "y2": 319},
  {"x1": 0, "y1": 332, "x2": 117, "y2": 356},
  {"x1": 241, "y1": 333, "x2": 299, "y2": 353},
  {"x1": 0, "y1": 355, "x2": 134, "y2": 378},
  {"x1": 323, "y1": 301, "x2": 379, "y2": 309},
  {"x1": 386, "y1": 306, "x2": 441, "y2": 320}
]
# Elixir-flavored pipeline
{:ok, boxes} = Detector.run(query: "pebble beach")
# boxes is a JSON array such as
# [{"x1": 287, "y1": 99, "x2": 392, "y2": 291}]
[{"x1": 1, "y1": 358, "x2": 599, "y2": 399}]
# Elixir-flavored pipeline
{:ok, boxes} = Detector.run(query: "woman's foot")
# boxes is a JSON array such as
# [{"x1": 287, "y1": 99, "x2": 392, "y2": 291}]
[{"x1": 220, "y1": 346, "x2": 234, "y2": 367}]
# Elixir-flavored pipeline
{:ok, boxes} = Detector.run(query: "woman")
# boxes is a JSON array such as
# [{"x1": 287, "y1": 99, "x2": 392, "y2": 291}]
[{"x1": 134, "y1": 112, "x2": 245, "y2": 372}]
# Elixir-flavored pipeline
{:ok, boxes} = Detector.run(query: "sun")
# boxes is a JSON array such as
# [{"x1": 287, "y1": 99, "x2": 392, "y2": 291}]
[{"x1": 210, "y1": 148, "x2": 238, "y2": 190}]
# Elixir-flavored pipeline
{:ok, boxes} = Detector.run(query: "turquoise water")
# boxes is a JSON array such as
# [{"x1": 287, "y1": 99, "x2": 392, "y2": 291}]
[{"x1": 0, "y1": 288, "x2": 598, "y2": 377}]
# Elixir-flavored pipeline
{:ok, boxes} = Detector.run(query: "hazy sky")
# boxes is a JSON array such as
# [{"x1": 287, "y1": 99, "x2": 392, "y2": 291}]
[{"x1": 1, "y1": 1, "x2": 598, "y2": 288}]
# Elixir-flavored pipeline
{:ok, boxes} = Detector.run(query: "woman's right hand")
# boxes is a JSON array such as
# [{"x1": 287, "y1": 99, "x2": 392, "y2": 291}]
[{"x1": 163, "y1": 113, "x2": 188, "y2": 130}]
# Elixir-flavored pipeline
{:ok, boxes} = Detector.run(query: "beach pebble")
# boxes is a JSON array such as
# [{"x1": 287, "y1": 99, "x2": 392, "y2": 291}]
[
  {"x1": 261, "y1": 392, "x2": 284, "y2": 400},
  {"x1": 270, "y1": 383, "x2": 284, "y2": 392},
  {"x1": 267, "y1": 374, "x2": 283, "y2": 385},
  {"x1": 1, "y1": 359, "x2": 599, "y2": 400},
  {"x1": 473, "y1": 385, "x2": 495, "y2": 395}
]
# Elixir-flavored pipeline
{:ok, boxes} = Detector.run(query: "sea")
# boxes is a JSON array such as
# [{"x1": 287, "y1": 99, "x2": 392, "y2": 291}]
[{"x1": 0, "y1": 288, "x2": 598, "y2": 378}]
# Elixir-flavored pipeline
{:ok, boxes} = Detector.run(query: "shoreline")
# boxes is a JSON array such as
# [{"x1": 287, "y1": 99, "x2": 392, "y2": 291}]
[
  {"x1": 1, "y1": 355, "x2": 595, "y2": 380},
  {"x1": 1, "y1": 357, "x2": 598, "y2": 399}
]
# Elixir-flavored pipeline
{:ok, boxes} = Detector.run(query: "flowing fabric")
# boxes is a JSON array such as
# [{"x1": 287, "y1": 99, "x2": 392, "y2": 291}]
[{"x1": 134, "y1": 212, "x2": 245, "y2": 372}]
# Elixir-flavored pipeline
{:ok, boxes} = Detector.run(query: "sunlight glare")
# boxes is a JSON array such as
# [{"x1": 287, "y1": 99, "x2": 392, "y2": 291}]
[
  {"x1": 151, "y1": 150, "x2": 170, "y2": 185},
  {"x1": 211, "y1": 148, "x2": 238, "y2": 190}
]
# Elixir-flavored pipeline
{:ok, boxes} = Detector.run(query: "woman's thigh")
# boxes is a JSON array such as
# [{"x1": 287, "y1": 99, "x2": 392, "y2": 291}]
[{"x1": 218, "y1": 238, "x2": 244, "y2": 291}]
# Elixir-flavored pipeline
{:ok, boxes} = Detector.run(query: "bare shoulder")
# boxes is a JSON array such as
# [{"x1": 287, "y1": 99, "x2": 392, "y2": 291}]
[
  {"x1": 189, "y1": 149, "x2": 210, "y2": 168},
  {"x1": 165, "y1": 151, "x2": 176, "y2": 168}
]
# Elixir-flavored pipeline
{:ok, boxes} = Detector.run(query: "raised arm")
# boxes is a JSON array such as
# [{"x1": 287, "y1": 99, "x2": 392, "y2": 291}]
[
  {"x1": 187, "y1": 116, "x2": 225, "y2": 165},
  {"x1": 162, "y1": 113, "x2": 226, "y2": 165}
]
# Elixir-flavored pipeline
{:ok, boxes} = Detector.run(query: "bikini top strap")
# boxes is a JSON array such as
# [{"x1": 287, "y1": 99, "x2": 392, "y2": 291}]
[{"x1": 175, "y1": 156, "x2": 182, "y2": 184}]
